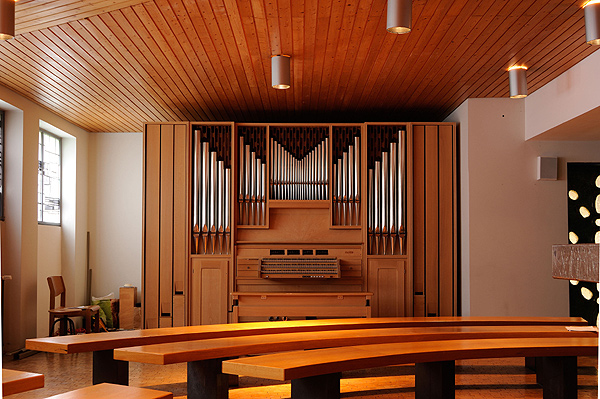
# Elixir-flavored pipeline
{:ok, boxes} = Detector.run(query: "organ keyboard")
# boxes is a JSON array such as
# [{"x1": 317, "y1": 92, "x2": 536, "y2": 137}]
[{"x1": 260, "y1": 257, "x2": 340, "y2": 278}]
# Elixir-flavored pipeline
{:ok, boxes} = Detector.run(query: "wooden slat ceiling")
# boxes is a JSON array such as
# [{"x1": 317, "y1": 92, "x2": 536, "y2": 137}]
[{"x1": 0, "y1": 0, "x2": 596, "y2": 132}]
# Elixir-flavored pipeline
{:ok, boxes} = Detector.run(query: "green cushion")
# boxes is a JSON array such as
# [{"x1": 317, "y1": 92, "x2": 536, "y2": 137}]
[{"x1": 92, "y1": 299, "x2": 113, "y2": 328}]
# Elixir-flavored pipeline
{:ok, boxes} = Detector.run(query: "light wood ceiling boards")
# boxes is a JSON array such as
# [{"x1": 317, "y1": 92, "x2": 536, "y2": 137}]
[
  {"x1": 0, "y1": 0, "x2": 597, "y2": 132},
  {"x1": 15, "y1": 0, "x2": 152, "y2": 34}
]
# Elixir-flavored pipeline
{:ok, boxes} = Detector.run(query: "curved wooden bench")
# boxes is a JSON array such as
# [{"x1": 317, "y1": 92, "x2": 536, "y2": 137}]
[
  {"x1": 222, "y1": 336, "x2": 598, "y2": 399},
  {"x1": 44, "y1": 383, "x2": 172, "y2": 399},
  {"x1": 2, "y1": 369, "x2": 44, "y2": 396},
  {"x1": 114, "y1": 325, "x2": 596, "y2": 399},
  {"x1": 24, "y1": 316, "x2": 588, "y2": 385}
]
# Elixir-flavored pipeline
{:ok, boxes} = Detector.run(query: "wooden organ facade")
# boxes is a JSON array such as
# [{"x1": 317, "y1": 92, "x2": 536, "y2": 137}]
[{"x1": 142, "y1": 122, "x2": 456, "y2": 328}]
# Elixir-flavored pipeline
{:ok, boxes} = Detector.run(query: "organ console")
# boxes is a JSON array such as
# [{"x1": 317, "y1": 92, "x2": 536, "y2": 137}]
[{"x1": 142, "y1": 122, "x2": 457, "y2": 328}]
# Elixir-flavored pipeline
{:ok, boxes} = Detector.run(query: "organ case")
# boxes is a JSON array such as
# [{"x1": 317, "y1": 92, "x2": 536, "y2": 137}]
[{"x1": 142, "y1": 122, "x2": 456, "y2": 327}]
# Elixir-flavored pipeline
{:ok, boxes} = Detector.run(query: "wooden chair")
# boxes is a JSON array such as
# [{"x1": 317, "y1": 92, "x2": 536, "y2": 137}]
[{"x1": 48, "y1": 276, "x2": 100, "y2": 336}]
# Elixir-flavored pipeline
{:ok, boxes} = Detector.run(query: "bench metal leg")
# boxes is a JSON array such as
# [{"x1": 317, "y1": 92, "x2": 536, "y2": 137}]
[
  {"x1": 540, "y1": 356, "x2": 577, "y2": 399},
  {"x1": 291, "y1": 373, "x2": 341, "y2": 399},
  {"x1": 415, "y1": 361, "x2": 455, "y2": 399},
  {"x1": 525, "y1": 357, "x2": 546, "y2": 385},
  {"x1": 92, "y1": 350, "x2": 129, "y2": 385},
  {"x1": 187, "y1": 359, "x2": 229, "y2": 399}
]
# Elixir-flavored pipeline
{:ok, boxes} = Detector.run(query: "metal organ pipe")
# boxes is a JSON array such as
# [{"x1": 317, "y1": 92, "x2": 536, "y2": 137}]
[
  {"x1": 381, "y1": 151, "x2": 388, "y2": 255},
  {"x1": 269, "y1": 137, "x2": 328, "y2": 201},
  {"x1": 389, "y1": 142, "x2": 397, "y2": 255},
  {"x1": 348, "y1": 146, "x2": 354, "y2": 226},
  {"x1": 354, "y1": 135, "x2": 360, "y2": 226},
  {"x1": 201, "y1": 142, "x2": 209, "y2": 254},
  {"x1": 192, "y1": 130, "x2": 200, "y2": 253},
  {"x1": 374, "y1": 160, "x2": 381, "y2": 255}
]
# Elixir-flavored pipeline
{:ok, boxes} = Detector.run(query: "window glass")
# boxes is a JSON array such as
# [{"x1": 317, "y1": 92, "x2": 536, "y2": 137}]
[{"x1": 38, "y1": 130, "x2": 61, "y2": 224}]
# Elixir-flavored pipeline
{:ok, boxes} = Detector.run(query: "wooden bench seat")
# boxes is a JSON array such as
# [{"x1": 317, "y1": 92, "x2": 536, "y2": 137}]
[
  {"x1": 2, "y1": 369, "x2": 44, "y2": 396},
  {"x1": 222, "y1": 336, "x2": 599, "y2": 399},
  {"x1": 24, "y1": 316, "x2": 588, "y2": 385},
  {"x1": 44, "y1": 383, "x2": 173, "y2": 399},
  {"x1": 114, "y1": 325, "x2": 596, "y2": 399}
]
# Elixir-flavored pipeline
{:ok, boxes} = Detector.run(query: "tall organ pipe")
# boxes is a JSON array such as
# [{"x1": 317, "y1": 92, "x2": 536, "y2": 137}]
[
  {"x1": 368, "y1": 169, "x2": 374, "y2": 254},
  {"x1": 225, "y1": 168, "x2": 231, "y2": 253},
  {"x1": 201, "y1": 142, "x2": 209, "y2": 254},
  {"x1": 192, "y1": 131, "x2": 200, "y2": 253},
  {"x1": 239, "y1": 136, "x2": 245, "y2": 224},
  {"x1": 389, "y1": 142, "x2": 397, "y2": 255},
  {"x1": 381, "y1": 151, "x2": 388, "y2": 254},
  {"x1": 217, "y1": 160, "x2": 224, "y2": 254},
  {"x1": 374, "y1": 160, "x2": 381, "y2": 255},
  {"x1": 354, "y1": 135, "x2": 360, "y2": 226},
  {"x1": 348, "y1": 146, "x2": 354, "y2": 226}
]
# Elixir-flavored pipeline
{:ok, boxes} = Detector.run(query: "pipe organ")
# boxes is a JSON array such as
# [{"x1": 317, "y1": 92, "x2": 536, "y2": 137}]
[
  {"x1": 191, "y1": 125, "x2": 232, "y2": 255},
  {"x1": 367, "y1": 125, "x2": 406, "y2": 256},
  {"x1": 332, "y1": 126, "x2": 360, "y2": 227},
  {"x1": 143, "y1": 122, "x2": 456, "y2": 328},
  {"x1": 270, "y1": 126, "x2": 329, "y2": 201}
]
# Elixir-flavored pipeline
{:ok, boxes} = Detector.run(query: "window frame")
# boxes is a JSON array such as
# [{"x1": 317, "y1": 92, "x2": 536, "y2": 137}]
[{"x1": 38, "y1": 129, "x2": 62, "y2": 226}]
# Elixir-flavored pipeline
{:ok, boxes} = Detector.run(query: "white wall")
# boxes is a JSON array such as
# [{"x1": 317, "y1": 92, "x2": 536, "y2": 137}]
[
  {"x1": 447, "y1": 98, "x2": 600, "y2": 316},
  {"x1": 36, "y1": 225, "x2": 61, "y2": 338},
  {"x1": 525, "y1": 50, "x2": 600, "y2": 140},
  {"x1": 0, "y1": 88, "x2": 89, "y2": 349},
  {"x1": 88, "y1": 133, "x2": 142, "y2": 303}
]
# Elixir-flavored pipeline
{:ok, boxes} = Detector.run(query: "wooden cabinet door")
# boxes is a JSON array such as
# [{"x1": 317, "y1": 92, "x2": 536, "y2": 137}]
[
  {"x1": 190, "y1": 258, "x2": 229, "y2": 325},
  {"x1": 367, "y1": 259, "x2": 405, "y2": 317}
]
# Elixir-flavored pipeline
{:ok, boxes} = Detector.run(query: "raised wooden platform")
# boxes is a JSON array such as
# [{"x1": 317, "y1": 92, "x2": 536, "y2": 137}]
[
  {"x1": 25, "y1": 316, "x2": 589, "y2": 386},
  {"x1": 231, "y1": 292, "x2": 372, "y2": 322}
]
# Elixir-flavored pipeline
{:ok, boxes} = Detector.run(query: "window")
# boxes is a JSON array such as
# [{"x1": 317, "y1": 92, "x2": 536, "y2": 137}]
[
  {"x1": 0, "y1": 110, "x2": 4, "y2": 220},
  {"x1": 38, "y1": 130, "x2": 61, "y2": 225}
]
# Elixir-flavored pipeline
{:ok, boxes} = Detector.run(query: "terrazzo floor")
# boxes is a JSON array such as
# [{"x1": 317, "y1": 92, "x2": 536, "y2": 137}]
[{"x1": 2, "y1": 351, "x2": 597, "y2": 398}]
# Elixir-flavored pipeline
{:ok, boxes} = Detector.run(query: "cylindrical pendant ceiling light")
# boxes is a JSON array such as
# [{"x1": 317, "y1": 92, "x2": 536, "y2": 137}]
[
  {"x1": 0, "y1": 0, "x2": 15, "y2": 40},
  {"x1": 584, "y1": 0, "x2": 600, "y2": 45},
  {"x1": 387, "y1": 0, "x2": 411, "y2": 34},
  {"x1": 508, "y1": 66, "x2": 527, "y2": 99},
  {"x1": 271, "y1": 55, "x2": 291, "y2": 90}
]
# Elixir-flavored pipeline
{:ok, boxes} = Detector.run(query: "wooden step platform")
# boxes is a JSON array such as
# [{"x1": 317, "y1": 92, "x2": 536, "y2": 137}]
[
  {"x1": 43, "y1": 383, "x2": 172, "y2": 399},
  {"x1": 2, "y1": 368, "x2": 44, "y2": 396}
]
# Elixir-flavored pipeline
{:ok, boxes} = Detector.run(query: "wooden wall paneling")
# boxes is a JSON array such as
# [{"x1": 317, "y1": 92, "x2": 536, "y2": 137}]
[
  {"x1": 190, "y1": 258, "x2": 229, "y2": 326},
  {"x1": 425, "y1": 125, "x2": 439, "y2": 317},
  {"x1": 361, "y1": 124, "x2": 368, "y2": 292},
  {"x1": 143, "y1": 124, "x2": 161, "y2": 329},
  {"x1": 405, "y1": 123, "x2": 414, "y2": 317},
  {"x1": 172, "y1": 124, "x2": 188, "y2": 327},
  {"x1": 367, "y1": 259, "x2": 405, "y2": 317},
  {"x1": 438, "y1": 125, "x2": 456, "y2": 316},
  {"x1": 412, "y1": 125, "x2": 425, "y2": 317},
  {"x1": 229, "y1": 123, "x2": 237, "y2": 311},
  {"x1": 159, "y1": 125, "x2": 174, "y2": 328}
]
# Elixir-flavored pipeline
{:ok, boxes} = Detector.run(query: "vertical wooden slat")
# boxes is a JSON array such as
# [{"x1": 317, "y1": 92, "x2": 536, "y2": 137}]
[
  {"x1": 412, "y1": 125, "x2": 425, "y2": 317},
  {"x1": 172, "y1": 124, "x2": 188, "y2": 326},
  {"x1": 144, "y1": 124, "x2": 161, "y2": 329},
  {"x1": 159, "y1": 125, "x2": 174, "y2": 326},
  {"x1": 438, "y1": 125, "x2": 454, "y2": 316},
  {"x1": 425, "y1": 125, "x2": 439, "y2": 317},
  {"x1": 190, "y1": 259, "x2": 201, "y2": 326}
]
